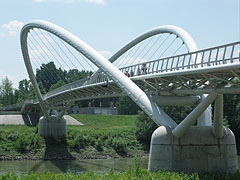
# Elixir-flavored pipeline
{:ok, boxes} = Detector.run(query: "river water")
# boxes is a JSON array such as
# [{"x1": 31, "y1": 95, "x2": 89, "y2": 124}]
[
  {"x1": 0, "y1": 156, "x2": 149, "y2": 174},
  {"x1": 0, "y1": 156, "x2": 239, "y2": 174}
]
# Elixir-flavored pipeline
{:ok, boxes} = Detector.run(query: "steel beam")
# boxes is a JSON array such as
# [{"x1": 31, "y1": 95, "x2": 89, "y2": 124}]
[
  {"x1": 213, "y1": 94, "x2": 224, "y2": 138},
  {"x1": 172, "y1": 92, "x2": 217, "y2": 137}
]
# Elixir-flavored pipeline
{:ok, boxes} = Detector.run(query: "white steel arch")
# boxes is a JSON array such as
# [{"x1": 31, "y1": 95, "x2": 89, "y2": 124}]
[
  {"x1": 109, "y1": 25, "x2": 199, "y2": 63},
  {"x1": 20, "y1": 20, "x2": 177, "y2": 127},
  {"x1": 108, "y1": 24, "x2": 211, "y2": 125}
]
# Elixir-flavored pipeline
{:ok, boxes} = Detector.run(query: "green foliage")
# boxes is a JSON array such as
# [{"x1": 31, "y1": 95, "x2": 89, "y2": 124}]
[
  {"x1": 111, "y1": 137, "x2": 127, "y2": 153},
  {"x1": 15, "y1": 133, "x2": 42, "y2": 153},
  {"x1": 49, "y1": 80, "x2": 65, "y2": 91},
  {"x1": 135, "y1": 111, "x2": 157, "y2": 150},
  {"x1": 162, "y1": 105, "x2": 194, "y2": 124},
  {"x1": 0, "y1": 125, "x2": 44, "y2": 155},
  {"x1": 1, "y1": 168, "x2": 240, "y2": 180},
  {"x1": 223, "y1": 94, "x2": 240, "y2": 152},
  {"x1": 116, "y1": 96, "x2": 140, "y2": 115},
  {"x1": 66, "y1": 127, "x2": 141, "y2": 154},
  {"x1": 0, "y1": 77, "x2": 15, "y2": 106},
  {"x1": 36, "y1": 61, "x2": 92, "y2": 92}
]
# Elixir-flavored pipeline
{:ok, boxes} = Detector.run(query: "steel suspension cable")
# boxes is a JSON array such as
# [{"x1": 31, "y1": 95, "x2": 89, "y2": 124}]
[
  {"x1": 31, "y1": 30, "x2": 66, "y2": 70},
  {"x1": 172, "y1": 42, "x2": 184, "y2": 56},
  {"x1": 158, "y1": 36, "x2": 177, "y2": 59},
  {"x1": 27, "y1": 41, "x2": 61, "y2": 87},
  {"x1": 45, "y1": 31, "x2": 81, "y2": 70},
  {"x1": 117, "y1": 38, "x2": 148, "y2": 68},
  {"x1": 29, "y1": 31, "x2": 70, "y2": 84},
  {"x1": 36, "y1": 30, "x2": 72, "y2": 70},
  {"x1": 142, "y1": 35, "x2": 162, "y2": 60},
  {"x1": 148, "y1": 33, "x2": 171, "y2": 60},
  {"x1": 113, "y1": 42, "x2": 136, "y2": 67},
  {"x1": 77, "y1": 52, "x2": 96, "y2": 72},
  {"x1": 132, "y1": 36, "x2": 155, "y2": 64}
]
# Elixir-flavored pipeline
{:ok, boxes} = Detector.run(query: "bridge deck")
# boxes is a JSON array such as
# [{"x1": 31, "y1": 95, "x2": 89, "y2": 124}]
[{"x1": 42, "y1": 41, "x2": 240, "y2": 106}]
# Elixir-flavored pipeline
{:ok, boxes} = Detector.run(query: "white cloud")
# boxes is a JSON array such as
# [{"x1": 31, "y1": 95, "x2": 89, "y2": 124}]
[
  {"x1": 1, "y1": 20, "x2": 24, "y2": 37},
  {"x1": 86, "y1": 0, "x2": 104, "y2": 5},
  {"x1": 32, "y1": 0, "x2": 105, "y2": 5},
  {"x1": 98, "y1": 50, "x2": 112, "y2": 59}
]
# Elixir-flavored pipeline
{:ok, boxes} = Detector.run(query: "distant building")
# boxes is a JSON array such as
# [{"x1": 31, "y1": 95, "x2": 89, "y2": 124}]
[{"x1": 70, "y1": 106, "x2": 118, "y2": 115}]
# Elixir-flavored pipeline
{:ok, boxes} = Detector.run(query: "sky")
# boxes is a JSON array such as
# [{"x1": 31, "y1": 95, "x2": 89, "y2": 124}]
[{"x1": 0, "y1": 0, "x2": 239, "y2": 87}]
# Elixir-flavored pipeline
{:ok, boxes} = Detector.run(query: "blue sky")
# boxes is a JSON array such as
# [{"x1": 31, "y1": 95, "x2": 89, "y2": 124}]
[{"x1": 0, "y1": 0, "x2": 239, "y2": 87}]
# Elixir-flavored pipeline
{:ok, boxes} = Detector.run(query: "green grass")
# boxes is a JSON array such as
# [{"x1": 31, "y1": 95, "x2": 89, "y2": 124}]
[
  {"x1": 0, "y1": 115, "x2": 143, "y2": 157},
  {"x1": 70, "y1": 114, "x2": 137, "y2": 129},
  {"x1": 1, "y1": 168, "x2": 240, "y2": 180}
]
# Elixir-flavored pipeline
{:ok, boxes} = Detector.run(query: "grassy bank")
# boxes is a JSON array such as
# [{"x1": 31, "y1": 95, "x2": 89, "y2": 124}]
[
  {"x1": 0, "y1": 115, "x2": 144, "y2": 160},
  {"x1": 1, "y1": 168, "x2": 240, "y2": 180}
]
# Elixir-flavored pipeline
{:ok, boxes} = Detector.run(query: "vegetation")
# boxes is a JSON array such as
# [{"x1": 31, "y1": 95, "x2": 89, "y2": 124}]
[
  {"x1": 1, "y1": 161, "x2": 240, "y2": 180},
  {"x1": 0, "y1": 125, "x2": 44, "y2": 156},
  {"x1": 0, "y1": 115, "x2": 143, "y2": 159},
  {"x1": 116, "y1": 96, "x2": 140, "y2": 115}
]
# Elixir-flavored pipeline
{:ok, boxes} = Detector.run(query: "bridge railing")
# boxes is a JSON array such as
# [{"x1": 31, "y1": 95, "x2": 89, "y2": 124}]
[
  {"x1": 43, "y1": 73, "x2": 110, "y2": 100},
  {"x1": 43, "y1": 41, "x2": 240, "y2": 101},
  {"x1": 119, "y1": 41, "x2": 240, "y2": 76}
]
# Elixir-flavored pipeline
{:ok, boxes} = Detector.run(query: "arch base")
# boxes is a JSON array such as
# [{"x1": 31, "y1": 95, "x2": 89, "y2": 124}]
[
  {"x1": 148, "y1": 126, "x2": 238, "y2": 173},
  {"x1": 38, "y1": 116, "x2": 67, "y2": 139}
]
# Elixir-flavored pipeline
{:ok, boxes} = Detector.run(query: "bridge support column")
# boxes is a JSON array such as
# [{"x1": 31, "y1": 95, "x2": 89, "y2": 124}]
[
  {"x1": 197, "y1": 94, "x2": 212, "y2": 126},
  {"x1": 38, "y1": 115, "x2": 67, "y2": 139},
  {"x1": 148, "y1": 126, "x2": 238, "y2": 173},
  {"x1": 213, "y1": 94, "x2": 223, "y2": 138}
]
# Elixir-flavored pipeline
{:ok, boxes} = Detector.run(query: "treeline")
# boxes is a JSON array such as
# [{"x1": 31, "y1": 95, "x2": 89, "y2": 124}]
[{"x1": 0, "y1": 62, "x2": 92, "y2": 107}]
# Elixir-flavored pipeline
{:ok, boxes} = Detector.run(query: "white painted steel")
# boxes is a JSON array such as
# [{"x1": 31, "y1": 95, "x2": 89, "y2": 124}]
[
  {"x1": 20, "y1": 29, "x2": 51, "y2": 121},
  {"x1": 172, "y1": 92, "x2": 218, "y2": 137},
  {"x1": 20, "y1": 20, "x2": 177, "y2": 128},
  {"x1": 109, "y1": 25, "x2": 199, "y2": 63},
  {"x1": 213, "y1": 94, "x2": 224, "y2": 138},
  {"x1": 197, "y1": 94, "x2": 212, "y2": 126},
  {"x1": 119, "y1": 41, "x2": 240, "y2": 77},
  {"x1": 150, "y1": 95, "x2": 200, "y2": 106}
]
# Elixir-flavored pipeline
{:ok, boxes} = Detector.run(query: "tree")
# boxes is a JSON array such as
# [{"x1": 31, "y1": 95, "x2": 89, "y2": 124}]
[
  {"x1": 116, "y1": 96, "x2": 140, "y2": 115},
  {"x1": 0, "y1": 77, "x2": 15, "y2": 105},
  {"x1": 135, "y1": 111, "x2": 157, "y2": 150},
  {"x1": 35, "y1": 62, "x2": 92, "y2": 92},
  {"x1": 223, "y1": 94, "x2": 240, "y2": 151},
  {"x1": 49, "y1": 80, "x2": 65, "y2": 91},
  {"x1": 36, "y1": 62, "x2": 66, "y2": 92},
  {"x1": 17, "y1": 79, "x2": 31, "y2": 103}
]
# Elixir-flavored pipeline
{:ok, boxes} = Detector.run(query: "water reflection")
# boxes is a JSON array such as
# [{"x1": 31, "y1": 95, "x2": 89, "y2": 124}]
[{"x1": 0, "y1": 157, "x2": 149, "y2": 174}]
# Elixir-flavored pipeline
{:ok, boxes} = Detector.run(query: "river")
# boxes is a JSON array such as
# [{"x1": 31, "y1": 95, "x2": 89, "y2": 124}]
[
  {"x1": 0, "y1": 156, "x2": 148, "y2": 174},
  {"x1": 0, "y1": 156, "x2": 239, "y2": 174}
]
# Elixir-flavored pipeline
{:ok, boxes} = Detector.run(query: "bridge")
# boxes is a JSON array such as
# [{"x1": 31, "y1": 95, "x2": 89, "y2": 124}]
[{"x1": 20, "y1": 20, "x2": 240, "y2": 173}]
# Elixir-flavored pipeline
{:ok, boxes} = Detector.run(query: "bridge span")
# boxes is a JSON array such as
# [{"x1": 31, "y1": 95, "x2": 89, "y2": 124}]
[{"x1": 20, "y1": 20, "x2": 240, "y2": 173}]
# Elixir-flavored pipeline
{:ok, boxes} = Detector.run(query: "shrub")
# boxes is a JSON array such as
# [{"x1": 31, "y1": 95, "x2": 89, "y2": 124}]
[
  {"x1": 135, "y1": 111, "x2": 157, "y2": 150},
  {"x1": 95, "y1": 140, "x2": 103, "y2": 151},
  {"x1": 112, "y1": 137, "x2": 127, "y2": 154},
  {"x1": 15, "y1": 136, "x2": 29, "y2": 153},
  {"x1": 73, "y1": 134, "x2": 86, "y2": 150}
]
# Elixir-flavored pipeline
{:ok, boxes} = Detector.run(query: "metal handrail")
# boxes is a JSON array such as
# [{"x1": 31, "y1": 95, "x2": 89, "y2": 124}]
[
  {"x1": 119, "y1": 41, "x2": 240, "y2": 76},
  {"x1": 44, "y1": 41, "x2": 240, "y2": 100}
]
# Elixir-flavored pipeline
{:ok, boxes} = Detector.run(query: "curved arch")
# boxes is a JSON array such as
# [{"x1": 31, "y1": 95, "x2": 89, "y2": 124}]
[
  {"x1": 21, "y1": 20, "x2": 177, "y2": 127},
  {"x1": 109, "y1": 25, "x2": 199, "y2": 63}
]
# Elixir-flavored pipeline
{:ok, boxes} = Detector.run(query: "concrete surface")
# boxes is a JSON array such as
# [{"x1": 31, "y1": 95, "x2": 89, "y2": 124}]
[
  {"x1": 38, "y1": 116, "x2": 67, "y2": 139},
  {"x1": 0, "y1": 114, "x2": 82, "y2": 126},
  {"x1": 148, "y1": 125, "x2": 238, "y2": 173}
]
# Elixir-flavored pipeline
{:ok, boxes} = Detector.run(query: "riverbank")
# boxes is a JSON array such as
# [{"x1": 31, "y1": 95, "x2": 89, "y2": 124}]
[
  {"x1": 0, "y1": 115, "x2": 146, "y2": 161},
  {"x1": 1, "y1": 166, "x2": 240, "y2": 180}
]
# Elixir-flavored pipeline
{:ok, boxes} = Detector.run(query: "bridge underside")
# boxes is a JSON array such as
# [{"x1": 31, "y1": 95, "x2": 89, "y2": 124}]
[{"x1": 43, "y1": 63, "x2": 240, "y2": 107}]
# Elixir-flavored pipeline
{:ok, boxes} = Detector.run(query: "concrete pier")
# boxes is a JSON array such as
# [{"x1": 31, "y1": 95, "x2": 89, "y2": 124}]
[
  {"x1": 148, "y1": 126, "x2": 238, "y2": 173},
  {"x1": 38, "y1": 116, "x2": 67, "y2": 139}
]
